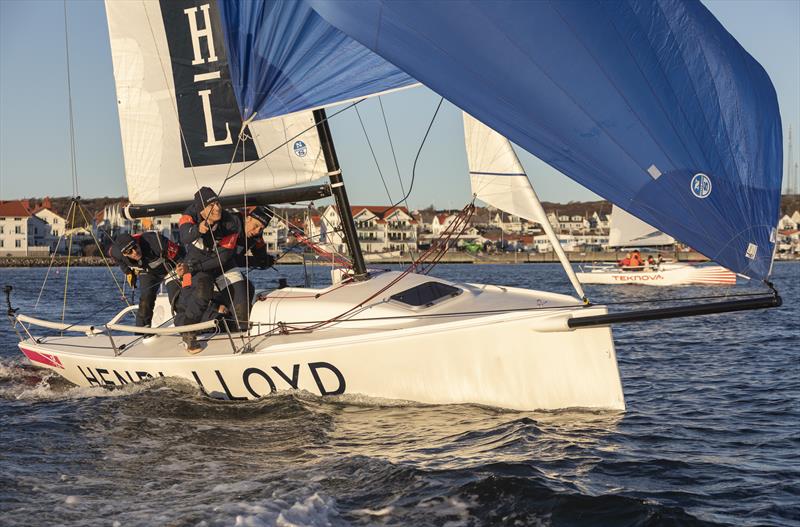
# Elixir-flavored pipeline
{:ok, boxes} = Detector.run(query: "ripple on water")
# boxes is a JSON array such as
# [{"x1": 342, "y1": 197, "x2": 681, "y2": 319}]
[{"x1": 0, "y1": 263, "x2": 798, "y2": 526}]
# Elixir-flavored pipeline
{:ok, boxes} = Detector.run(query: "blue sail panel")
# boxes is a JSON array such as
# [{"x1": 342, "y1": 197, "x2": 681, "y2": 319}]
[
  {"x1": 217, "y1": 0, "x2": 415, "y2": 120},
  {"x1": 308, "y1": 0, "x2": 782, "y2": 280}
]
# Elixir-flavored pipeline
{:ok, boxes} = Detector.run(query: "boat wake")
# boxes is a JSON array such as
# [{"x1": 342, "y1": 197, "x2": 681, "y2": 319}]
[{"x1": 0, "y1": 358, "x2": 196, "y2": 402}]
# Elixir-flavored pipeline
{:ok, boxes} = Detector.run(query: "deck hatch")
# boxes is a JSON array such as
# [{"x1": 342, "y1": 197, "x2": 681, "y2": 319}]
[{"x1": 390, "y1": 282, "x2": 461, "y2": 307}]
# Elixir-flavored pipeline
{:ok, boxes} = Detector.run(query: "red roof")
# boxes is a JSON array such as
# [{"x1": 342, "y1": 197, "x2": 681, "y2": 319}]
[
  {"x1": 0, "y1": 200, "x2": 32, "y2": 218},
  {"x1": 501, "y1": 234, "x2": 534, "y2": 243}
]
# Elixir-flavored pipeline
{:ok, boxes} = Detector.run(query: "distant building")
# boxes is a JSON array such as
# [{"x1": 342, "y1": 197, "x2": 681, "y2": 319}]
[
  {"x1": 778, "y1": 213, "x2": 798, "y2": 231},
  {"x1": 321, "y1": 205, "x2": 418, "y2": 253},
  {"x1": 0, "y1": 200, "x2": 50, "y2": 256},
  {"x1": 150, "y1": 213, "x2": 183, "y2": 241},
  {"x1": 491, "y1": 212, "x2": 524, "y2": 233},
  {"x1": 94, "y1": 201, "x2": 134, "y2": 237},
  {"x1": 590, "y1": 211, "x2": 610, "y2": 232}
]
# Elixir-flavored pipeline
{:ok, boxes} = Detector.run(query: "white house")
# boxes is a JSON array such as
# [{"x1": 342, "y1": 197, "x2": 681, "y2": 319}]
[
  {"x1": 431, "y1": 213, "x2": 458, "y2": 236},
  {"x1": 321, "y1": 205, "x2": 418, "y2": 253},
  {"x1": 0, "y1": 200, "x2": 50, "y2": 256},
  {"x1": 94, "y1": 201, "x2": 134, "y2": 236},
  {"x1": 491, "y1": 212, "x2": 524, "y2": 233},
  {"x1": 590, "y1": 211, "x2": 610, "y2": 232},
  {"x1": 31, "y1": 206, "x2": 67, "y2": 253},
  {"x1": 554, "y1": 214, "x2": 589, "y2": 233},
  {"x1": 531, "y1": 233, "x2": 581, "y2": 253},
  {"x1": 778, "y1": 213, "x2": 798, "y2": 231}
]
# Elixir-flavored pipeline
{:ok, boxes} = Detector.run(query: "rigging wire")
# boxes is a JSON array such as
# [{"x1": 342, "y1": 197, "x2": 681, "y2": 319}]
[
  {"x1": 378, "y1": 97, "x2": 409, "y2": 209},
  {"x1": 354, "y1": 105, "x2": 394, "y2": 204},
  {"x1": 61, "y1": 203, "x2": 77, "y2": 325},
  {"x1": 217, "y1": 99, "x2": 367, "y2": 195},
  {"x1": 62, "y1": 0, "x2": 79, "y2": 197},
  {"x1": 35, "y1": 201, "x2": 74, "y2": 309},
  {"x1": 76, "y1": 202, "x2": 130, "y2": 305},
  {"x1": 388, "y1": 97, "x2": 444, "y2": 210}
]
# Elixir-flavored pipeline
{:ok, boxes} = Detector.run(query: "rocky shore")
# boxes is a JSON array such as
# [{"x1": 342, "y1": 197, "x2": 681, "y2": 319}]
[{"x1": 0, "y1": 256, "x2": 109, "y2": 268}]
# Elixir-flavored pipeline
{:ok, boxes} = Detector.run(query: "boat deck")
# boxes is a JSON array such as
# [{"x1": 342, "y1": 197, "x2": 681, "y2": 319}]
[{"x1": 19, "y1": 272, "x2": 583, "y2": 361}]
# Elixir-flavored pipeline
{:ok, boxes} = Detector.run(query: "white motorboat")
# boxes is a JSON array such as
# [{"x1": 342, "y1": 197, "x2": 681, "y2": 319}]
[
  {"x1": 576, "y1": 262, "x2": 737, "y2": 286},
  {"x1": 576, "y1": 205, "x2": 737, "y2": 286}
]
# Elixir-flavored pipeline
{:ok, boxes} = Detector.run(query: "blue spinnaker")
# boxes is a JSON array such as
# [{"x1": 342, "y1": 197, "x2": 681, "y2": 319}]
[
  {"x1": 217, "y1": 1, "x2": 415, "y2": 120},
  {"x1": 307, "y1": 0, "x2": 782, "y2": 280}
]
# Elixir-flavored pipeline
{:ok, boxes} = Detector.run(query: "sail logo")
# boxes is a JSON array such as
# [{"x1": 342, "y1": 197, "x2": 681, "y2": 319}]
[
  {"x1": 691, "y1": 173, "x2": 712, "y2": 199},
  {"x1": 293, "y1": 140, "x2": 308, "y2": 158},
  {"x1": 160, "y1": 0, "x2": 257, "y2": 167}
]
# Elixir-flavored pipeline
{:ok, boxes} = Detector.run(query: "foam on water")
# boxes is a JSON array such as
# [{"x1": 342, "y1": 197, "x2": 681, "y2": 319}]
[{"x1": 0, "y1": 357, "x2": 201, "y2": 402}]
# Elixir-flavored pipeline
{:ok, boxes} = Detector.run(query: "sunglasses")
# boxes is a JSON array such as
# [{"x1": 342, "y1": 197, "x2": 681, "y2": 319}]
[{"x1": 121, "y1": 243, "x2": 138, "y2": 256}]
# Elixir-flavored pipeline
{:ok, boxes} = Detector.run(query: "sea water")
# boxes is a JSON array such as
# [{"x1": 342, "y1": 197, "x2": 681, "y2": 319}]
[{"x1": 1, "y1": 263, "x2": 797, "y2": 526}]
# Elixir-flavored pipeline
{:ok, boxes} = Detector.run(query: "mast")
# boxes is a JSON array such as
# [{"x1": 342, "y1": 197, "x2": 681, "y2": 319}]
[{"x1": 312, "y1": 108, "x2": 368, "y2": 279}]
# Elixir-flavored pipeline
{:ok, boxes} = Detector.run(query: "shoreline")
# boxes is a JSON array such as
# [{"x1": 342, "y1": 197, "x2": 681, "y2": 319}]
[{"x1": 3, "y1": 252, "x2": 797, "y2": 268}]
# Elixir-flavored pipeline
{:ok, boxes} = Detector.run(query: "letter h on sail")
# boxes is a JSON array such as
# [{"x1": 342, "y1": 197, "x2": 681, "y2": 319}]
[
  {"x1": 183, "y1": 4, "x2": 232, "y2": 147},
  {"x1": 160, "y1": 0, "x2": 247, "y2": 166}
]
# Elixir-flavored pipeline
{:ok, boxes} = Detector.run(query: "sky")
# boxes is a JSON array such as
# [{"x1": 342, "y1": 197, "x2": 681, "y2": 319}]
[{"x1": 0, "y1": 0, "x2": 798, "y2": 210}]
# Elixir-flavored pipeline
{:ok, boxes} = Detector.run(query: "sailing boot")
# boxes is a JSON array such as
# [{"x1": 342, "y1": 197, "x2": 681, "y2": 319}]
[{"x1": 182, "y1": 332, "x2": 202, "y2": 354}]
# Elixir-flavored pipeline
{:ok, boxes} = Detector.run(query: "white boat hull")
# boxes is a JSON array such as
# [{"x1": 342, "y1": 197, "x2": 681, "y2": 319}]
[
  {"x1": 576, "y1": 264, "x2": 736, "y2": 286},
  {"x1": 15, "y1": 272, "x2": 625, "y2": 411}
]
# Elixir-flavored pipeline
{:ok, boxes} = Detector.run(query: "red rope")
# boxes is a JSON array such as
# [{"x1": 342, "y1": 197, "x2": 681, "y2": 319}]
[{"x1": 291, "y1": 230, "x2": 352, "y2": 268}]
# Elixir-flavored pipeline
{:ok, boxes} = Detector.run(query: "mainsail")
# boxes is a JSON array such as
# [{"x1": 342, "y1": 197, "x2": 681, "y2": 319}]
[
  {"x1": 308, "y1": 0, "x2": 782, "y2": 281},
  {"x1": 608, "y1": 205, "x2": 675, "y2": 248},
  {"x1": 104, "y1": 0, "x2": 415, "y2": 206}
]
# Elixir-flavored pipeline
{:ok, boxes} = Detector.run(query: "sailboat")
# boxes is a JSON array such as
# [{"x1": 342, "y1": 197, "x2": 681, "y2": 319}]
[
  {"x1": 6, "y1": 0, "x2": 783, "y2": 411},
  {"x1": 576, "y1": 205, "x2": 737, "y2": 286}
]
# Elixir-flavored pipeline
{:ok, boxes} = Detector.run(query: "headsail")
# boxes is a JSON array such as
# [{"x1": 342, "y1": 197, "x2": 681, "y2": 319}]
[
  {"x1": 608, "y1": 205, "x2": 675, "y2": 248},
  {"x1": 308, "y1": 0, "x2": 783, "y2": 281},
  {"x1": 464, "y1": 113, "x2": 586, "y2": 300}
]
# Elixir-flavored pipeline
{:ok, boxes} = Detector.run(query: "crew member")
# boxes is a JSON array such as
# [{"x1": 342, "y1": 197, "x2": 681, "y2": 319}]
[
  {"x1": 177, "y1": 187, "x2": 240, "y2": 353},
  {"x1": 111, "y1": 232, "x2": 184, "y2": 327},
  {"x1": 235, "y1": 206, "x2": 276, "y2": 269},
  {"x1": 630, "y1": 250, "x2": 644, "y2": 270},
  {"x1": 215, "y1": 206, "x2": 276, "y2": 329}
]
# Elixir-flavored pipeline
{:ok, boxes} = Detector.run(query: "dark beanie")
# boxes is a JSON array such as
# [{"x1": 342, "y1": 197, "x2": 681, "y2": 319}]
[
  {"x1": 114, "y1": 233, "x2": 136, "y2": 254},
  {"x1": 194, "y1": 187, "x2": 219, "y2": 210},
  {"x1": 249, "y1": 206, "x2": 274, "y2": 227}
]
